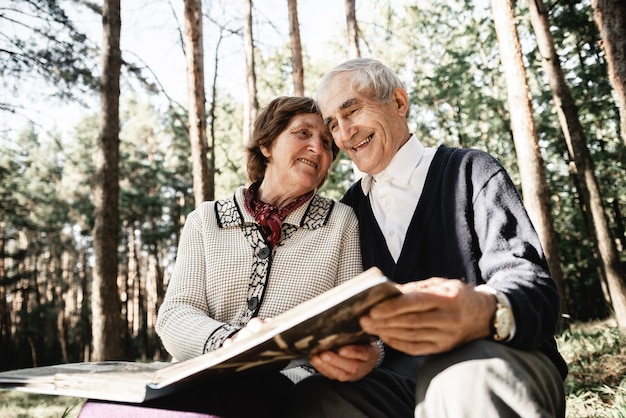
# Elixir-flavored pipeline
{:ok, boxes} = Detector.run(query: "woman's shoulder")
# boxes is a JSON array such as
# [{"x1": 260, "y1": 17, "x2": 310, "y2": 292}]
[
  {"x1": 332, "y1": 199, "x2": 357, "y2": 217},
  {"x1": 187, "y1": 190, "x2": 238, "y2": 223},
  {"x1": 314, "y1": 194, "x2": 358, "y2": 223}
]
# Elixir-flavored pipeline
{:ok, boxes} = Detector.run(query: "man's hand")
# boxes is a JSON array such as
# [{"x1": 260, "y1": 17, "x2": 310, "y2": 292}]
[
  {"x1": 360, "y1": 278, "x2": 495, "y2": 356},
  {"x1": 309, "y1": 341, "x2": 381, "y2": 382}
]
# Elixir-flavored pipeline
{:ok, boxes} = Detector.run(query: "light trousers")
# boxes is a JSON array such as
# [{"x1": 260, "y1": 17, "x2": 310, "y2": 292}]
[
  {"x1": 285, "y1": 340, "x2": 565, "y2": 418},
  {"x1": 414, "y1": 340, "x2": 565, "y2": 418}
]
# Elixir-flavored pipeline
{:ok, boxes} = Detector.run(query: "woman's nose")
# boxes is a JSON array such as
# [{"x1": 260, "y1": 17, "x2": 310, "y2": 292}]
[{"x1": 308, "y1": 137, "x2": 324, "y2": 153}]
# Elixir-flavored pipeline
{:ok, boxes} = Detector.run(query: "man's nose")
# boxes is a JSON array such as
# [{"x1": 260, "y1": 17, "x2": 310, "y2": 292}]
[{"x1": 336, "y1": 119, "x2": 356, "y2": 143}]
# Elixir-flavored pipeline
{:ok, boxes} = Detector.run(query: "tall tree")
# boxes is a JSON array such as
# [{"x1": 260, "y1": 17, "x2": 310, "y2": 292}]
[
  {"x1": 184, "y1": 0, "x2": 212, "y2": 205},
  {"x1": 91, "y1": 0, "x2": 123, "y2": 361},
  {"x1": 490, "y1": 0, "x2": 565, "y2": 315},
  {"x1": 288, "y1": 0, "x2": 304, "y2": 96},
  {"x1": 243, "y1": 0, "x2": 259, "y2": 148},
  {"x1": 529, "y1": 0, "x2": 626, "y2": 327},
  {"x1": 591, "y1": 0, "x2": 626, "y2": 146},
  {"x1": 345, "y1": 0, "x2": 361, "y2": 58}
]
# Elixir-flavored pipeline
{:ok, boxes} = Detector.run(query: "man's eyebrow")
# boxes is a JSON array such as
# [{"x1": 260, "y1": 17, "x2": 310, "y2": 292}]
[
  {"x1": 323, "y1": 98, "x2": 357, "y2": 127},
  {"x1": 339, "y1": 98, "x2": 357, "y2": 110}
]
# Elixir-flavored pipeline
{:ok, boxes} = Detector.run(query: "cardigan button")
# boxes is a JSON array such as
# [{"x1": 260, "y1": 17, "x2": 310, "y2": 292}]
[
  {"x1": 259, "y1": 247, "x2": 270, "y2": 259},
  {"x1": 248, "y1": 297, "x2": 259, "y2": 311}
]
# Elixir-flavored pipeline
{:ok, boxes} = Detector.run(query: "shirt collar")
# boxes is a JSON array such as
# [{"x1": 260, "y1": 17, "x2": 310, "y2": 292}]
[{"x1": 361, "y1": 134, "x2": 423, "y2": 195}]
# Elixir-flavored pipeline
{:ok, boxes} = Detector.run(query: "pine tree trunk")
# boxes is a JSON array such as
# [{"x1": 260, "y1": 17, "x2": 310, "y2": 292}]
[
  {"x1": 490, "y1": 0, "x2": 566, "y2": 326},
  {"x1": 92, "y1": 0, "x2": 123, "y2": 361},
  {"x1": 184, "y1": 0, "x2": 212, "y2": 205},
  {"x1": 345, "y1": 0, "x2": 360, "y2": 58},
  {"x1": 243, "y1": 0, "x2": 259, "y2": 148},
  {"x1": 0, "y1": 222, "x2": 9, "y2": 361},
  {"x1": 528, "y1": 0, "x2": 626, "y2": 328},
  {"x1": 591, "y1": 0, "x2": 626, "y2": 146},
  {"x1": 288, "y1": 0, "x2": 304, "y2": 96}
]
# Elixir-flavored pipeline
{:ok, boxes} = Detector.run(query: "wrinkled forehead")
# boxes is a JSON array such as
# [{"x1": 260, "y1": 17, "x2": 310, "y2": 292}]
[{"x1": 317, "y1": 73, "x2": 360, "y2": 116}]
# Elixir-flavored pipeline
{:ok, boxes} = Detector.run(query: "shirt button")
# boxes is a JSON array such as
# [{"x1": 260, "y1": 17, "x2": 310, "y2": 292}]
[
  {"x1": 248, "y1": 297, "x2": 259, "y2": 311},
  {"x1": 259, "y1": 247, "x2": 270, "y2": 259}
]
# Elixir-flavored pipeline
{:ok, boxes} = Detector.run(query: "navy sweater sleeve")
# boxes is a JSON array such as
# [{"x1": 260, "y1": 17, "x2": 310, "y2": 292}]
[{"x1": 342, "y1": 145, "x2": 567, "y2": 379}]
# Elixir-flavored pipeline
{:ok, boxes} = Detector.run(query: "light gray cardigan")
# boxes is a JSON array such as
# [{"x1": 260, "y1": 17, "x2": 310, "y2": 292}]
[{"x1": 156, "y1": 186, "x2": 363, "y2": 364}]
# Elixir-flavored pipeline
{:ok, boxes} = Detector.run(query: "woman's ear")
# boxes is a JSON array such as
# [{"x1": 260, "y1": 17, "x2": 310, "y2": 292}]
[{"x1": 260, "y1": 145, "x2": 271, "y2": 159}]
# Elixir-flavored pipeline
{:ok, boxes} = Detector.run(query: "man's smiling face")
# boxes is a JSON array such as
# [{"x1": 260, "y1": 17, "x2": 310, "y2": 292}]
[{"x1": 319, "y1": 72, "x2": 410, "y2": 175}]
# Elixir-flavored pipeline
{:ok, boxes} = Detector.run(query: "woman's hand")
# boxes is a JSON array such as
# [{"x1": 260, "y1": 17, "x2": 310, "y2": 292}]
[
  {"x1": 309, "y1": 341, "x2": 381, "y2": 382},
  {"x1": 222, "y1": 317, "x2": 267, "y2": 348}
]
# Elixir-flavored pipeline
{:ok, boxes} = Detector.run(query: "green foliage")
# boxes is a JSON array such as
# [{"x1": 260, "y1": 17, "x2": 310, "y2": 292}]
[
  {"x1": 319, "y1": 150, "x2": 357, "y2": 201},
  {"x1": 1, "y1": 0, "x2": 625, "y2": 368},
  {"x1": 392, "y1": 0, "x2": 519, "y2": 179},
  {"x1": 525, "y1": 0, "x2": 626, "y2": 321},
  {"x1": 0, "y1": 0, "x2": 99, "y2": 111},
  {"x1": 210, "y1": 91, "x2": 247, "y2": 199},
  {"x1": 0, "y1": 391, "x2": 83, "y2": 418},
  {"x1": 558, "y1": 322, "x2": 626, "y2": 417},
  {"x1": 3, "y1": 320, "x2": 626, "y2": 417}
]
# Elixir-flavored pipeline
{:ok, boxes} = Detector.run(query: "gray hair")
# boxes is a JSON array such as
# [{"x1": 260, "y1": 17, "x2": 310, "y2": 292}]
[{"x1": 315, "y1": 58, "x2": 405, "y2": 106}]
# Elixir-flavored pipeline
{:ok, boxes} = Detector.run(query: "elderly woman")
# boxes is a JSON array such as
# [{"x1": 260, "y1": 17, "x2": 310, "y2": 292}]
[
  {"x1": 156, "y1": 95, "x2": 363, "y2": 374},
  {"x1": 78, "y1": 96, "x2": 363, "y2": 418}
]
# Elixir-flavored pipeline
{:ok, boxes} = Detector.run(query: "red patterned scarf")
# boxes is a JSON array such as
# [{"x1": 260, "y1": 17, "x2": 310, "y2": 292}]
[{"x1": 244, "y1": 181, "x2": 313, "y2": 247}]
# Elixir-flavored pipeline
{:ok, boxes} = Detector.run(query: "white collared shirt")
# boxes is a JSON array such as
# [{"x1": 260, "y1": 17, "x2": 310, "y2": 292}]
[
  {"x1": 361, "y1": 135, "x2": 437, "y2": 261},
  {"x1": 360, "y1": 137, "x2": 516, "y2": 339}
]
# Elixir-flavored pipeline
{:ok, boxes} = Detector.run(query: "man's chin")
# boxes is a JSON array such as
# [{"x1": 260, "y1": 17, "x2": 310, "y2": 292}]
[{"x1": 352, "y1": 160, "x2": 376, "y2": 174}]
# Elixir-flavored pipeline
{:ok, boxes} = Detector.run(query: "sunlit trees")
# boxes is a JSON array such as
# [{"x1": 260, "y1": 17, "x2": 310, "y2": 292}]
[
  {"x1": 528, "y1": 0, "x2": 626, "y2": 327},
  {"x1": 490, "y1": 0, "x2": 565, "y2": 322},
  {"x1": 1, "y1": 0, "x2": 625, "y2": 367}
]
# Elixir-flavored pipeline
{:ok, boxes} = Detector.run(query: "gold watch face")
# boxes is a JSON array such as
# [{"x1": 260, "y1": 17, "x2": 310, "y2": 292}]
[{"x1": 494, "y1": 306, "x2": 513, "y2": 340}]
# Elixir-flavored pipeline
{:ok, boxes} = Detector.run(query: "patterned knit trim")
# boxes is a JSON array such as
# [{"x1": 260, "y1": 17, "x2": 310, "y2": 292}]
[
  {"x1": 204, "y1": 323, "x2": 241, "y2": 353},
  {"x1": 216, "y1": 192, "x2": 334, "y2": 230}
]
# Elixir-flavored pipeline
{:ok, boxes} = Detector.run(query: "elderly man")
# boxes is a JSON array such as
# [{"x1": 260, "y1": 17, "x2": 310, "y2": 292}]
[{"x1": 286, "y1": 58, "x2": 567, "y2": 418}]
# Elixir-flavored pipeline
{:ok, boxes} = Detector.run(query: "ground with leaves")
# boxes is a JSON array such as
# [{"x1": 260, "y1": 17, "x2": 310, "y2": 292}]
[
  {"x1": 559, "y1": 319, "x2": 626, "y2": 417},
  {"x1": 1, "y1": 320, "x2": 624, "y2": 417}
]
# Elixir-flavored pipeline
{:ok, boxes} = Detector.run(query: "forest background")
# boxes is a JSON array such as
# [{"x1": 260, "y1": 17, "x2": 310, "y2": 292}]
[{"x1": 0, "y1": 0, "x2": 625, "y2": 403}]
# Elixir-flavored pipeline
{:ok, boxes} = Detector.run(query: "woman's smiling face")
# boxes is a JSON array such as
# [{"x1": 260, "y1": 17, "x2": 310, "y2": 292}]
[{"x1": 261, "y1": 112, "x2": 333, "y2": 198}]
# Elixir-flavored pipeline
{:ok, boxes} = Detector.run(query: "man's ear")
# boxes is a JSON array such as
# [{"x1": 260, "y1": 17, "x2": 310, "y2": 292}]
[{"x1": 392, "y1": 87, "x2": 409, "y2": 117}]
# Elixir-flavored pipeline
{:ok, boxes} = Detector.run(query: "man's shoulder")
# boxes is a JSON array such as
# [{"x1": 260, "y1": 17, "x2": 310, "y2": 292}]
[
  {"x1": 340, "y1": 179, "x2": 365, "y2": 208},
  {"x1": 436, "y1": 144, "x2": 504, "y2": 173}
]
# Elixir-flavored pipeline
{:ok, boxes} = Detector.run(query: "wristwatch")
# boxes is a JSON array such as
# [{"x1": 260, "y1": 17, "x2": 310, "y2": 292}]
[{"x1": 475, "y1": 285, "x2": 514, "y2": 341}]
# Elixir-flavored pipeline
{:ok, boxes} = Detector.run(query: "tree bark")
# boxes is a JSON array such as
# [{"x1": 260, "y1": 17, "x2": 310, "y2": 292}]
[
  {"x1": 0, "y1": 222, "x2": 9, "y2": 360},
  {"x1": 529, "y1": 0, "x2": 626, "y2": 327},
  {"x1": 92, "y1": 0, "x2": 123, "y2": 361},
  {"x1": 288, "y1": 0, "x2": 304, "y2": 96},
  {"x1": 591, "y1": 0, "x2": 626, "y2": 146},
  {"x1": 243, "y1": 0, "x2": 259, "y2": 148},
  {"x1": 184, "y1": 0, "x2": 212, "y2": 205},
  {"x1": 490, "y1": 0, "x2": 566, "y2": 325},
  {"x1": 345, "y1": 0, "x2": 361, "y2": 58}
]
